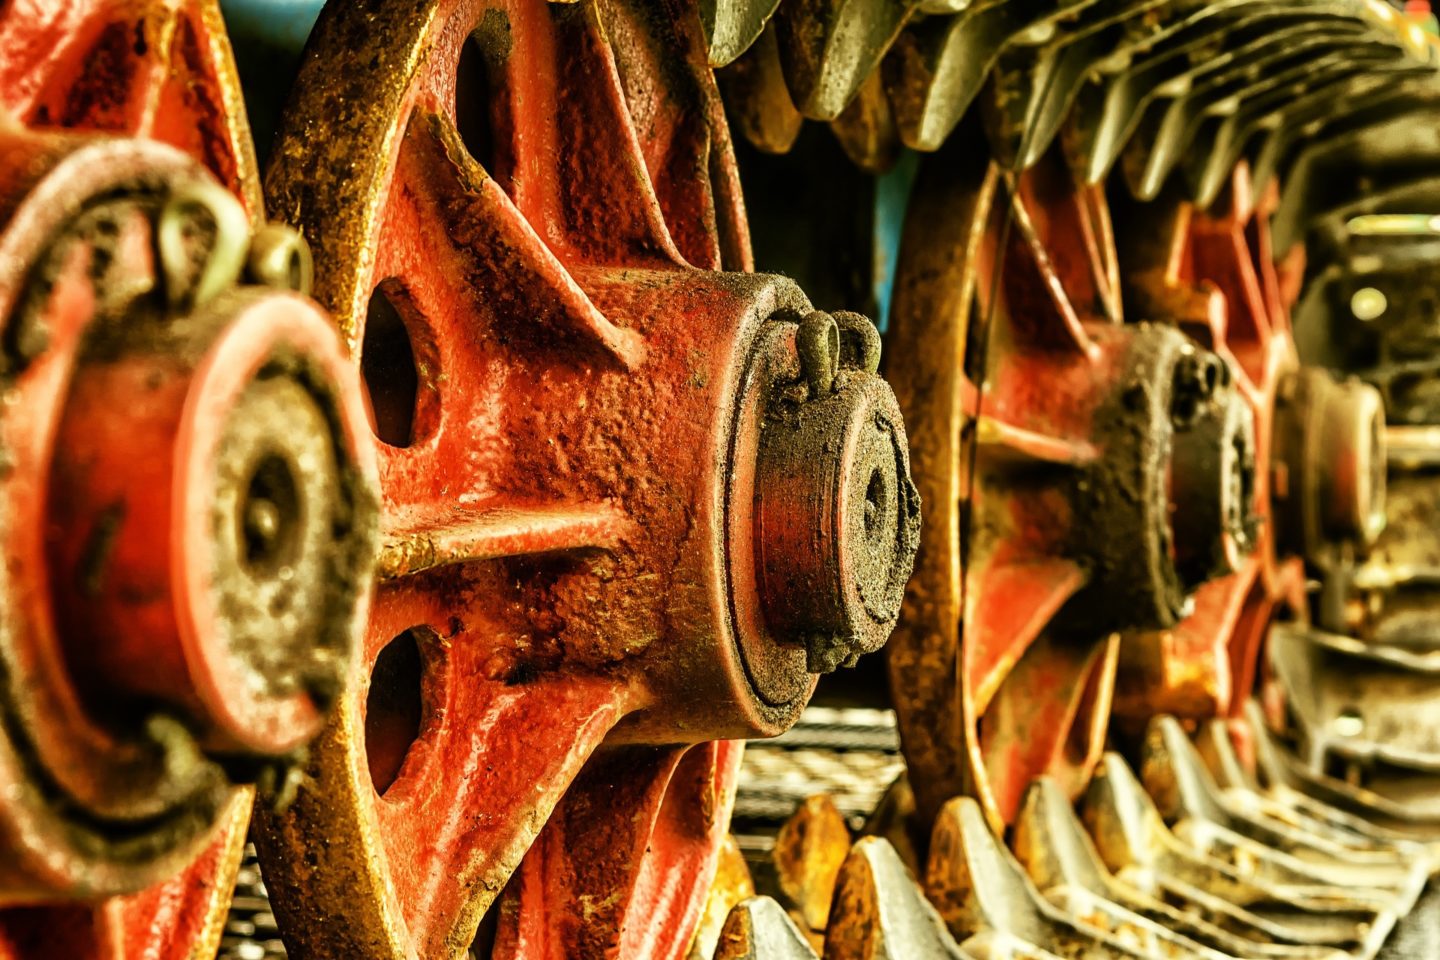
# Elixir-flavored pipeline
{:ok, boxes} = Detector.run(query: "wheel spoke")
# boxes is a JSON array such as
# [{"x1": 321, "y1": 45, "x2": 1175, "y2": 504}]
[
  {"x1": 598, "y1": 0, "x2": 753, "y2": 270},
  {"x1": 257, "y1": 570, "x2": 634, "y2": 957},
  {"x1": 495, "y1": 740, "x2": 743, "y2": 958},
  {"x1": 974, "y1": 415, "x2": 1100, "y2": 467},
  {"x1": 1012, "y1": 154, "x2": 1123, "y2": 326},
  {"x1": 364, "y1": 113, "x2": 643, "y2": 520},
  {"x1": 392, "y1": 112, "x2": 644, "y2": 365},
  {"x1": 415, "y1": 0, "x2": 687, "y2": 269},
  {"x1": 0, "y1": 790, "x2": 250, "y2": 958},
  {"x1": 987, "y1": 177, "x2": 1102, "y2": 361},
  {"x1": 1187, "y1": 173, "x2": 1277, "y2": 382},
  {"x1": 1115, "y1": 562, "x2": 1262, "y2": 725},
  {"x1": 979, "y1": 632, "x2": 1120, "y2": 825},
  {"x1": 965, "y1": 558, "x2": 1088, "y2": 720},
  {"x1": 377, "y1": 502, "x2": 634, "y2": 580}
]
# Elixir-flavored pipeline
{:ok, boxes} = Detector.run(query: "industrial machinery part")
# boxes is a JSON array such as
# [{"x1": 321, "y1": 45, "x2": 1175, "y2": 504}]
[
  {"x1": 1268, "y1": 197, "x2": 1440, "y2": 836},
  {"x1": 1257, "y1": 427, "x2": 1440, "y2": 828},
  {"x1": 1296, "y1": 216, "x2": 1440, "y2": 424},
  {"x1": 846, "y1": 0, "x2": 1400, "y2": 836},
  {"x1": 711, "y1": 0, "x2": 1438, "y2": 180},
  {"x1": 876, "y1": 112, "x2": 1387, "y2": 837},
  {"x1": 239, "y1": 0, "x2": 918, "y2": 957},
  {"x1": 0, "y1": 1, "x2": 378, "y2": 956},
  {"x1": 1109, "y1": 183, "x2": 1388, "y2": 733},
  {"x1": 4, "y1": 0, "x2": 1440, "y2": 958},
  {"x1": 692, "y1": 704, "x2": 1437, "y2": 960},
  {"x1": 721, "y1": 0, "x2": 1428, "y2": 949},
  {"x1": 701, "y1": 0, "x2": 1431, "y2": 952},
  {"x1": 884, "y1": 138, "x2": 1271, "y2": 831}
]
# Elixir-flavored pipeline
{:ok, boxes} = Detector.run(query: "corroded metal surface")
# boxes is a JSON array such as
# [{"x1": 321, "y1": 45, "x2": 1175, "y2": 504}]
[
  {"x1": 0, "y1": 132, "x2": 375, "y2": 954},
  {"x1": 710, "y1": 0, "x2": 1439, "y2": 186},
  {"x1": 0, "y1": 4, "x2": 378, "y2": 957},
  {"x1": 245, "y1": 0, "x2": 917, "y2": 956},
  {"x1": 882, "y1": 137, "x2": 1302, "y2": 831},
  {"x1": 5, "y1": 1, "x2": 1440, "y2": 958}
]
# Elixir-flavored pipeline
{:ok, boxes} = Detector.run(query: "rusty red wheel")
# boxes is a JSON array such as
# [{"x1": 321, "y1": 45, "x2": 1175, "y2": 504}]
[
  {"x1": 886, "y1": 135, "x2": 1271, "y2": 831},
  {"x1": 885, "y1": 118, "x2": 1389, "y2": 832},
  {"x1": 251, "y1": 1, "x2": 917, "y2": 957},
  {"x1": 0, "y1": 4, "x2": 377, "y2": 957},
  {"x1": 1107, "y1": 171, "x2": 1307, "y2": 733},
  {"x1": 0, "y1": 101, "x2": 375, "y2": 960},
  {"x1": 1111, "y1": 170, "x2": 1387, "y2": 736}
]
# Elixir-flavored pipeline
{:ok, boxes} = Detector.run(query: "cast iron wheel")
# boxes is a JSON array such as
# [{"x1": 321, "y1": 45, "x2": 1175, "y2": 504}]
[{"x1": 253, "y1": 0, "x2": 918, "y2": 957}]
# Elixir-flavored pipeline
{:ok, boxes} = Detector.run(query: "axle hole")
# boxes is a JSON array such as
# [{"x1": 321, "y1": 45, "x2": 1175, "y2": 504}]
[
  {"x1": 362, "y1": 282, "x2": 421, "y2": 448},
  {"x1": 241, "y1": 453, "x2": 301, "y2": 571},
  {"x1": 366, "y1": 627, "x2": 429, "y2": 796}
]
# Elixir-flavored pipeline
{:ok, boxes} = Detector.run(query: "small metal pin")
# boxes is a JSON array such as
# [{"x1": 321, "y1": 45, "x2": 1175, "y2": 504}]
[
  {"x1": 247, "y1": 223, "x2": 315, "y2": 295},
  {"x1": 157, "y1": 179, "x2": 251, "y2": 310},
  {"x1": 797, "y1": 311, "x2": 840, "y2": 397}
]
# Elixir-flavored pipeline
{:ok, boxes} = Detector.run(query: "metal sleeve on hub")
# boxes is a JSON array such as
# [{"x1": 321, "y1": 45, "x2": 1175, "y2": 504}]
[{"x1": 754, "y1": 355, "x2": 920, "y2": 672}]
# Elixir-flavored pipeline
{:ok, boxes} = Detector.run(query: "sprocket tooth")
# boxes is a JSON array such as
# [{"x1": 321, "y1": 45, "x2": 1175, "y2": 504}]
[
  {"x1": 827, "y1": 836, "x2": 971, "y2": 959},
  {"x1": 1064, "y1": 3, "x2": 1245, "y2": 184},
  {"x1": 1206, "y1": 711, "x2": 1440, "y2": 855},
  {"x1": 1081, "y1": 752, "x2": 1400, "y2": 953},
  {"x1": 1015, "y1": 777, "x2": 1325, "y2": 960},
  {"x1": 1117, "y1": 22, "x2": 1385, "y2": 201},
  {"x1": 692, "y1": 835, "x2": 761, "y2": 960},
  {"x1": 703, "y1": 0, "x2": 785, "y2": 66},
  {"x1": 1072, "y1": 10, "x2": 1354, "y2": 184},
  {"x1": 774, "y1": 794, "x2": 854, "y2": 946},
  {"x1": 1013, "y1": 777, "x2": 1118, "y2": 899},
  {"x1": 721, "y1": 22, "x2": 806, "y2": 153},
  {"x1": 1193, "y1": 719, "x2": 1262, "y2": 796},
  {"x1": 1203, "y1": 718, "x2": 1440, "y2": 867},
  {"x1": 773, "y1": 0, "x2": 915, "y2": 120},
  {"x1": 830, "y1": 68, "x2": 902, "y2": 174},
  {"x1": 1266, "y1": 621, "x2": 1440, "y2": 812},
  {"x1": 1262, "y1": 74, "x2": 1440, "y2": 246},
  {"x1": 926, "y1": 795, "x2": 1175, "y2": 958},
  {"x1": 862, "y1": 773, "x2": 924, "y2": 875},
  {"x1": 1183, "y1": 61, "x2": 1424, "y2": 211},
  {"x1": 716, "y1": 896, "x2": 823, "y2": 959},
  {"x1": 883, "y1": 5, "x2": 1034, "y2": 153},
  {"x1": 978, "y1": 0, "x2": 1170, "y2": 172},
  {"x1": 1246, "y1": 697, "x2": 1440, "y2": 834},
  {"x1": 1250, "y1": 81, "x2": 1430, "y2": 208},
  {"x1": 1142, "y1": 715, "x2": 1428, "y2": 894}
]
